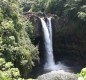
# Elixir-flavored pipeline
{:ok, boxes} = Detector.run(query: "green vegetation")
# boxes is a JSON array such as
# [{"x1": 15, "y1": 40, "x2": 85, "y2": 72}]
[
  {"x1": 0, "y1": 57, "x2": 22, "y2": 80},
  {"x1": 28, "y1": 0, "x2": 86, "y2": 21},
  {"x1": 0, "y1": 0, "x2": 39, "y2": 78},
  {"x1": 0, "y1": 57, "x2": 33, "y2": 80},
  {"x1": 0, "y1": 0, "x2": 86, "y2": 79},
  {"x1": 20, "y1": 0, "x2": 86, "y2": 21},
  {"x1": 78, "y1": 68, "x2": 86, "y2": 80}
]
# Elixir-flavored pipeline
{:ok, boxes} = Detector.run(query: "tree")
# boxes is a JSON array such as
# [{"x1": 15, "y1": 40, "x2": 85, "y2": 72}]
[{"x1": 0, "y1": 0, "x2": 39, "y2": 78}]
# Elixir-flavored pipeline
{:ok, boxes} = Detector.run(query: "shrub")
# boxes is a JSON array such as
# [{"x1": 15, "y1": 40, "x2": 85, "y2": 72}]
[
  {"x1": 78, "y1": 68, "x2": 86, "y2": 80},
  {"x1": 0, "y1": 58, "x2": 21, "y2": 80}
]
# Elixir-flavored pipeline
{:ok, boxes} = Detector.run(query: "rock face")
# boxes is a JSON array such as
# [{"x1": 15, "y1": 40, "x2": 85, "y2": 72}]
[
  {"x1": 53, "y1": 17, "x2": 86, "y2": 72},
  {"x1": 37, "y1": 70, "x2": 77, "y2": 80},
  {"x1": 24, "y1": 12, "x2": 58, "y2": 38}
]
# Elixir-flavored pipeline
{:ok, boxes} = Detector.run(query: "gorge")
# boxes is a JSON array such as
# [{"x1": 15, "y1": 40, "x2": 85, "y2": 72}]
[
  {"x1": 25, "y1": 13, "x2": 86, "y2": 78},
  {"x1": 24, "y1": 13, "x2": 86, "y2": 77}
]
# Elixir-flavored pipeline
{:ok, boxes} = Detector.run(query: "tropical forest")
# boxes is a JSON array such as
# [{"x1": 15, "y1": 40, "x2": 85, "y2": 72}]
[{"x1": 0, "y1": 0, "x2": 86, "y2": 80}]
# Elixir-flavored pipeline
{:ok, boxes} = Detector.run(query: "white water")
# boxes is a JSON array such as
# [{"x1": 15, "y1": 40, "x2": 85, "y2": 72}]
[
  {"x1": 40, "y1": 18, "x2": 55, "y2": 68},
  {"x1": 40, "y1": 17, "x2": 69, "y2": 71}
]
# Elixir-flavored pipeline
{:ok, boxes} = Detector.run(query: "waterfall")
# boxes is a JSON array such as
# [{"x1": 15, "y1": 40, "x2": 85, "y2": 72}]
[
  {"x1": 40, "y1": 17, "x2": 69, "y2": 71},
  {"x1": 40, "y1": 17, "x2": 56, "y2": 70}
]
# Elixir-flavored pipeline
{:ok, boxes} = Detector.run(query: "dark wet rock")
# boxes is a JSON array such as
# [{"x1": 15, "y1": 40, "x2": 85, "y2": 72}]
[{"x1": 24, "y1": 12, "x2": 58, "y2": 38}]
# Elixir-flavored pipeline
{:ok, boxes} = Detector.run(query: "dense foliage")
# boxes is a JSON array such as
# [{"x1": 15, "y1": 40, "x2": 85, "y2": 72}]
[
  {"x1": 0, "y1": 0, "x2": 39, "y2": 78},
  {"x1": 0, "y1": 57, "x2": 22, "y2": 80},
  {"x1": 0, "y1": 57, "x2": 33, "y2": 80},
  {"x1": 78, "y1": 68, "x2": 86, "y2": 80},
  {"x1": 26, "y1": 0, "x2": 86, "y2": 21}
]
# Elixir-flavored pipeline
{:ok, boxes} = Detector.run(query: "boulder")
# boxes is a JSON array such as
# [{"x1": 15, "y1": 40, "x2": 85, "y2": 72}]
[{"x1": 37, "y1": 70, "x2": 77, "y2": 80}]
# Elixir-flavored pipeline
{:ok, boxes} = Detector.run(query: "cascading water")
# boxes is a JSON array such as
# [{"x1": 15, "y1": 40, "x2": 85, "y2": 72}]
[
  {"x1": 40, "y1": 17, "x2": 56, "y2": 70},
  {"x1": 40, "y1": 17, "x2": 69, "y2": 71}
]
